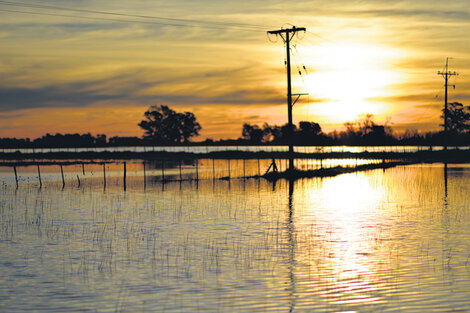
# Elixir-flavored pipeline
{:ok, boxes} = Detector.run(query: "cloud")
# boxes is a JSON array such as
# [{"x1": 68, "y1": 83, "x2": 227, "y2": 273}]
[
  {"x1": 0, "y1": 85, "x2": 121, "y2": 111},
  {"x1": 337, "y1": 8, "x2": 470, "y2": 20},
  {"x1": 0, "y1": 112, "x2": 26, "y2": 120},
  {"x1": 0, "y1": 65, "x2": 287, "y2": 112}
]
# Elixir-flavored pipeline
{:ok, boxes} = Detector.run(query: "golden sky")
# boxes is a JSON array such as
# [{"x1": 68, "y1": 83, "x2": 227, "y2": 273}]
[{"x1": 1, "y1": 0, "x2": 469, "y2": 140}]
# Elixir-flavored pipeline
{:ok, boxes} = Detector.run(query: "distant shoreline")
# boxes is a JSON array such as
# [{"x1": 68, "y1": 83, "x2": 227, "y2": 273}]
[{"x1": 0, "y1": 149, "x2": 469, "y2": 166}]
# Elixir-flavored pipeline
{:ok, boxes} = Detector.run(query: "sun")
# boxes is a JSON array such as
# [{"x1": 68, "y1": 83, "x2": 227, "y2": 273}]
[{"x1": 295, "y1": 41, "x2": 402, "y2": 124}]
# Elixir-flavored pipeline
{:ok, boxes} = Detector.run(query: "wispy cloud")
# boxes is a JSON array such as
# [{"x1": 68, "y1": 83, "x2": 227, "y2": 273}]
[{"x1": 1, "y1": 0, "x2": 470, "y2": 137}]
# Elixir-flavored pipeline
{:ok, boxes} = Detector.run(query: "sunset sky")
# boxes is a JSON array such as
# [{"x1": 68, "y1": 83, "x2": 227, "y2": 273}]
[{"x1": 1, "y1": 0, "x2": 469, "y2": 140}]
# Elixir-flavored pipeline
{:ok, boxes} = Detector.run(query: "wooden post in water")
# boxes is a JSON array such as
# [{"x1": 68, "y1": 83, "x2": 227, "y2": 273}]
[
  {"x1": 228, "y1": 159, "x2": 231, "y2": 179},
  {"x1": 161, "y1": 160, "x2": 165, "y2": 182},
  {"x1": 179, "y1": 160, "x2": 182, "y2": 181},
  {"x1": 257, "y1": 159, "x2": 260, "y2": 177},
  {"x1": 103, "y1": 163, "x2": 106, "y2": 189},
  {"x1": 13, "y1": 166, "x2": 18, "y2": 188},
  {"x1": 196, "y1": 159, "x2": 199, "y2": 181},
  {"x1": 212, "y1": 159, "x2": 215, "y2": 180},
  {"x1": 37, "y1": 165, "x2": 42, "y2": 188},
  {"x1": 60, "y1": 164, "x2": 65, "y2": 188},
  {"x1": 82, "y1": 163, "x2": 85, "y2": 175},
  {"x1": 143, "y1": 161, "x2": 146, "y2": 189},
  {"x1": 123, "y1": 162, "x2": 127, "y2": 191},
  {"x1": 77, "y1": 175, "x2": 81, "y2": 187},
  {"x1": 243, "y1": 159, "x2": 246, "y2": 178}
]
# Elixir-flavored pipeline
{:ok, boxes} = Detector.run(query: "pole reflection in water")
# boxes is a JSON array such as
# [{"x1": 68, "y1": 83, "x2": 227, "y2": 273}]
[
  {"x1": 444, "y1": 162, "x2": 448, "y2": 200},
  {"x1": 287, "y1": 179, "x2": 296, "y2": 313}
]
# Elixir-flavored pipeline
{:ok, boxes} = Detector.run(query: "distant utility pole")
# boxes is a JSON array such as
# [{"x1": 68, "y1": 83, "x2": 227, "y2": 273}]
[
  {"x1": 268, "y1": 26, "x2": 306, "y2": 171},
  {"x1": 437, "y1": 58, "x2": 458, "y2": 150}
]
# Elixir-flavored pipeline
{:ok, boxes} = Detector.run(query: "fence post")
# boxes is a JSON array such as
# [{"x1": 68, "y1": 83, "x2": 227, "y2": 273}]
[
  {"x1": 212, "y1": 159, "x2": 215, "y2": 180},
  {"x1": 179, "y1": 160, "x2": 182, "y2": 181},
  {"x1": 37, "y1": 165, "x2": 42, "y2": 188},
  {"x1": 13, "y1": 166, "x2": 18, "y2": 188},
  {"x1": 60, "y1": 164, "x2": 65, "y2": 188},
  {"x1": 123, "y1": 162, "x2": 127, "y2": 191},
  {"x1": 143, "y1": 161, "x2": 146, "y2": 189},
  {"x1": 103, "y1": 163, "x2": 106, "y2": 189}
]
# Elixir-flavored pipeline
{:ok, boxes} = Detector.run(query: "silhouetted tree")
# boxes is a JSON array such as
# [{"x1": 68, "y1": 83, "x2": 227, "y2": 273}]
[
  {"x1": 298, "y1": 121, "x2": 322, "y2": 136},
  {"x1": 261, "y1": 123, "x2": 282, "y2": 142},
  {"x1": 108, "y1": 136, "x2": 142, "y2": 146},
  {"x1": 340, "y1": 114, "x2": 395, "y2": 145},
  {"x1": 442, "y1": 102, "x2": 470, "y2": 134},
  {"x1": 95, "y1": 134, "x2": 107, "y2": 146},
  {"x1": 242, "y1": 123, "x2": 264, "y2": 143},
  {"x1": 138, "y1": 105, "x2": 201, "y2": 144},
  {"x1": 32, "y1": 133, "x2": 101, "y2": 148}
]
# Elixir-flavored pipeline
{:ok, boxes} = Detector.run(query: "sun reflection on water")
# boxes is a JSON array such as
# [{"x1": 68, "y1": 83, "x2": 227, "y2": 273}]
[{"x1": 294, "y1": 173, "x2": 391, "y2": 307}]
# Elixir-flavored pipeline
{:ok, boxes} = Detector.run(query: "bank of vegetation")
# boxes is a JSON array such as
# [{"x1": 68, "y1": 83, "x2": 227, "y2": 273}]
[{"x1": 1, "y1": 103, "x2": 469, "y2": 149}]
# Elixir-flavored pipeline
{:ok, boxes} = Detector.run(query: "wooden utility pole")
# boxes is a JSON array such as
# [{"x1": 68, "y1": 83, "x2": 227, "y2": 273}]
[
  {"x1": 438, "y1": 58, "x2": 458, "y2": 150},
  {"x1": 268, "y1": 26, "x2": 306, "y2": 170}
]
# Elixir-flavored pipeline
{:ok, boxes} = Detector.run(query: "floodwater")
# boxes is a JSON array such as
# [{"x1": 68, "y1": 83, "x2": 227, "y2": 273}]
[
  {"x1": 1, "y1": 161, "x2": 470, "y2": 312},
  {"x1": 5, "y1": 144, "x2": 467, "y2": 154}
]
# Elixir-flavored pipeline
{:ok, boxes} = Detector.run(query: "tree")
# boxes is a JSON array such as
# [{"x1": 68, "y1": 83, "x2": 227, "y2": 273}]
[
  {"x1": 341, "y1": 114, "x2": 394, "y2": 145},
  {"x1": 138, "y1": 105, "x2": 201, "y2": 144},
  {"x1": 298, "y1": 121, "x2": 322, "y2": 136},
  {"x1": 242, "y1": 123, "x2": 264, "y2": 143},
  {"x1": 261, "y1": 123, "x2": 282, "y2": 142},
  {"x1": 442, "y1": 102, "x2": 470, "y2": 134}
]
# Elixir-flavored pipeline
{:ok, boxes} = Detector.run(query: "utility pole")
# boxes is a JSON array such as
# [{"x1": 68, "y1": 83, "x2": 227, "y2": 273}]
[
  {"x1": 268, "y1": 26, "x2": 306, "y2": 171},
  {"x1": 437, "y1": 58, "x2": 458, "y2": 150}
]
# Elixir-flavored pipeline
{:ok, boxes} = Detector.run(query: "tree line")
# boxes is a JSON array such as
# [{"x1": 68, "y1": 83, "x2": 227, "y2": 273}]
[{"x1": 1, "y1": 103, "x2": 469, "y2": 149}]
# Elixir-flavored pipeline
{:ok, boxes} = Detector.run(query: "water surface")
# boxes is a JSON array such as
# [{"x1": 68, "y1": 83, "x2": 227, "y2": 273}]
[{"x1": 1, "y1": 163, "x2": 469, "y2": 312}]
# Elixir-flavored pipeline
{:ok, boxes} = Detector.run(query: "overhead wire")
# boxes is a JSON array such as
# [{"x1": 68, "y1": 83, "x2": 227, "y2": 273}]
[
  {"x1": 290, "y1": 43, "x2": 313, "y2": 121},
  {"x1": 0, "y1": 0, "x2": 275, "y2": 32},
  {"x1": 0, "y1": 8, "x2": 224, "y2": 29},
  {"x1": 306, "y1": 30, "x2": 336, "y2": 44},
  {"x1": 0, "y1": 2, "x2": 335, "y2": 41}
]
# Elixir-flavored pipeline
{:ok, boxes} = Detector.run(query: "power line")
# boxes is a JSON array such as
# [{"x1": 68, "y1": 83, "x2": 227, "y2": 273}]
[
  {"x1": 0, "y1": 0, "x2": 272, "y2": 32},
  {"x1": 0, "y1": 8, "x2": 211, "y2": 28},
  {"x1": 306, "y1": 30, "x2": 336, "y2": 44},
  {"x1": 0, "y1": 1, "x2": 335, "y2": 40}
]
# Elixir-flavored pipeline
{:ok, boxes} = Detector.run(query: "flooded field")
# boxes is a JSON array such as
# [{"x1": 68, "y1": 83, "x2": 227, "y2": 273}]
[{"x1": 1, "y1": 161, "x2": 470, "y2": 312}]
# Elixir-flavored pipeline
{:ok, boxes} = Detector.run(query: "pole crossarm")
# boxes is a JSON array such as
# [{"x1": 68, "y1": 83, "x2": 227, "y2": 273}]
[
  {"x1": 292, "y1": 93, "x2": 308, "y2": 106},
  {"x1": 268, "y1": 27, "x2": 306, "y2": 42}
]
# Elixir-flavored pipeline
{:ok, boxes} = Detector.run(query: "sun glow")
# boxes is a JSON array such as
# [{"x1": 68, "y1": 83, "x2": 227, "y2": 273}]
[{"x1": 298, "y1": 42, "x2": 403, "y2": 124}]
